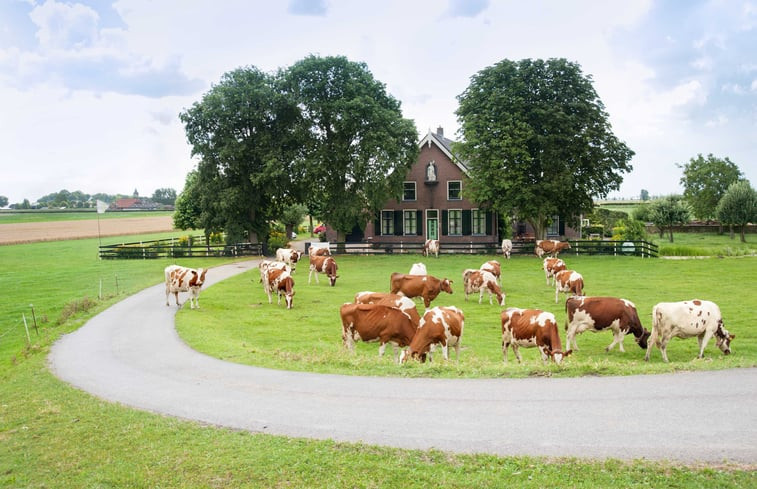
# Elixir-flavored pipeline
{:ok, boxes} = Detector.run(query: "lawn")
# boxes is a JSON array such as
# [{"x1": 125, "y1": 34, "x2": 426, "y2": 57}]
[{"x1": 1, "y1": 233, "x2": 755, "y2": 487}]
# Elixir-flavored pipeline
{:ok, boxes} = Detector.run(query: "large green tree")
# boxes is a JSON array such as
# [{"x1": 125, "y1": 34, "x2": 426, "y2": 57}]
[
  {"x1": 280, "y1": 55, "x2": 419, "y2": 242},
  {"x1": 455, "y1": 58, "x2": 634, "y2": 239},
  {"x1": 650, "y1": 195, "x2": 691, "y2": 242},
  {"x1": 678, "y1": 153, "x2": 742, "y2": 223},
  {"x1": 179, "y1": 67, "x2": 303, "y2": 247},
  {"x1": 716, "y1": 180, "x2": 757, "y2": 243}
]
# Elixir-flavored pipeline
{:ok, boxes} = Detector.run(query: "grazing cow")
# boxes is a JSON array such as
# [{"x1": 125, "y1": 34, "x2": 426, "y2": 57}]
[
  {"x1": 501, "y1": 308, "x2": 571, "y2": 364},
  {"x1": 543, "y1": 257, "x2": 566, "y2": 286},
  {"x1": 308, "y1": 255, "x2": 339, "y2": 286},
  {"x1": 401, "y1": 306, "x2": 464, "y2": 363},
  {"x1": 390, "y1": 272, "x2": 453, "y2": 308},
  {"x1": 645, "y1": 300, "x2": 734, "y2": 362},
  {"x1": 258, "y1": 260, "x2": 291, "y2": 284},
  {"x1": 462, "y1": 269, "x2": 505, "y2": 306},
  {"x1": 422, "y1": 239, "x2": 440, "y2": 258},
  {"x1": 554, "y1": 269, "x2": 584, "y2": 303},
  {"x1": 501, "y1": 239, "x2": 513, "y2": 259},
  {"x1": 340, "y1": 303, "x2": 417, "y2": 362},
  {"x1": 535, "y1": 239, "x2": 571, "y2": 258},
  {"x1": 354, "y1": 291, "x2": 421, "y2": 328},
  {"x1": 275, "y1": 248, "x2": 302, "y2": 272},
  {"x1": 409, "y1": 262, "x2": 427, "y2": 275},
  {"x1": 164, "y1": 265, "x2": 207, "y2": 309},
  {"x1": 565, "y1": 296, "x2": 651, "y2": 352},
  {"x1": 264, "y1": 267, "x2": 295, "y2": 309},
  {"x1": 479, "y1": 260, "x2": 501, "y2": 284}
]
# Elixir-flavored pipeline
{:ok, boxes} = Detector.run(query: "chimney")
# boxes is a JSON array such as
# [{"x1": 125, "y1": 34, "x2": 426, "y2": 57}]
[{"x1": 436, "y1": 126, "x2": 444, "y2": 138}]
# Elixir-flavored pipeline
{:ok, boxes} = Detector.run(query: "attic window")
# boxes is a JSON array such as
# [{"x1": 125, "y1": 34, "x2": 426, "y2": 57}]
[{"x1": 425, "y1": 161, "x2": 437, "y2": 182}]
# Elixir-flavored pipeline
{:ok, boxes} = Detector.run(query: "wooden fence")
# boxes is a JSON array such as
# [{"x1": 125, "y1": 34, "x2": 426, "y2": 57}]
[{"x1": 99, "y1": 236, "x2": 262, "y2": 259}]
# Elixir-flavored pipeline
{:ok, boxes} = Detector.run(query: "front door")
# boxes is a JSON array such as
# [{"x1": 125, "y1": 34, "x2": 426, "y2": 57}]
[{"x1": 426, "y1": 209, "x2": 438, "y2": 240}]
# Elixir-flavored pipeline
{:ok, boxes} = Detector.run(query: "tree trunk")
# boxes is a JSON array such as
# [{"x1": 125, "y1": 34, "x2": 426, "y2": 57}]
[
  {"x1": 729, "y1": 224, "x2": 735, "y2": 240},
  {"x1": 740, "y1": 225, "x2": 746, "y2": 243},
  {"x1": 527, "y1": 217, "x2": 547, "y2": 240},
  {"x1": 336, "y1": 230, "x2": 346, "y2": 254},
  {"x1": 718, "y1": 223, "x2": 724, "y2": 235},
  {"x1": 309, "y1": 215, "x2": 314, "y2": 237},
  {"x1": 668, "y1": 227, "x2": 674, "y2": 242},
  {"x1": 658, "y1": 227, "x2": 664, "y2": 238},
  {"x1": 285, "y1": 224, "x2": 294, "y2": 243}
]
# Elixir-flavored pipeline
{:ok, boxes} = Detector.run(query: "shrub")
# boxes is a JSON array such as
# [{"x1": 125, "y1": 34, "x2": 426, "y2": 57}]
[{"x1": 267, "y1": 230, "x2": 288, "y2": 251}]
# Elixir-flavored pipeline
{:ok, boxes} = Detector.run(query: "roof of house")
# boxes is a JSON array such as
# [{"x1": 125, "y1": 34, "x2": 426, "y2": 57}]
[{"x1": 419, "y1": 127, "x2": 469, "y2": 175}]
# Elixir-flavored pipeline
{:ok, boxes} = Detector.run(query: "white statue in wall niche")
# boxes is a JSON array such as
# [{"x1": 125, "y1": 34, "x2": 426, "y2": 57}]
[{"x1": 426, "y1": 161, "x2": 437, "y2": 181}]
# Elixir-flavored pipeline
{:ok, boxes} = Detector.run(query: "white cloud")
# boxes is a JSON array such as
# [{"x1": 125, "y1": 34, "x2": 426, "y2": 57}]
[{"x1": 29, "y1": 0, "x2": 100, "y2": 51}]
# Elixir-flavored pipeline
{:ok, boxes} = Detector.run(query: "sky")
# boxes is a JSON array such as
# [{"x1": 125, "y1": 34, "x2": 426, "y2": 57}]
[{"x1": 1, "y1": 0, "x2": 755, "y2": 206}]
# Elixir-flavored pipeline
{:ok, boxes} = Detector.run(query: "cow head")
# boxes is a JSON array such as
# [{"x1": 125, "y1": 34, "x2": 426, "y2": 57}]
[
  {"x1": 715, "y1": 322, "x2": 734, "y2": 355},
  {"x1": 441, "y1": 279, "x2": 453, "y2": 295},
  {"x1": 326, "y1": 258, "x2": 339, "y2": 287},
  {"x1": 400, "y1": 349, "x2": 428, "y2": 364},
  {"x1": 544, "y1": 347, "x2": 572, "y2": 365},
  {"x1": 283, "y1": 288, "x2": 295, "y2": 309},
  {"x1": 636, "y1": 329, "x2": 652, "y2": 349}
]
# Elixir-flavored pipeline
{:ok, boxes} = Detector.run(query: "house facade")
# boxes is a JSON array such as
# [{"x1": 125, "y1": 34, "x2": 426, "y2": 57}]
[{"x1": 361, "y1": 127, "x2": 499, "y2": 245}]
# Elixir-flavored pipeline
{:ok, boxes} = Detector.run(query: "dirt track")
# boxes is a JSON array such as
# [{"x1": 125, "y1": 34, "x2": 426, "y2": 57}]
[{"x1": 0, "y1": 216, "x2": 175, "y2": 245}]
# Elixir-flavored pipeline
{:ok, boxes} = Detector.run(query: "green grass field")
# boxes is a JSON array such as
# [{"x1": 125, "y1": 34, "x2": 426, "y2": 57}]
[{"x1": 1, "y1": 227, "x2": 755, "y2": 487}]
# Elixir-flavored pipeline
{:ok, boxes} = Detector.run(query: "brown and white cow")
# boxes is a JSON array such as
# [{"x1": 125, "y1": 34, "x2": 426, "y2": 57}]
[
  {"x1": 409, "y1": 262, "x2": 427, "y2": 275},
  {"x1": 645, "y1": 299, "x2": 734, "y2": 362},
  {"x1": 535, "y1": 239, "x2": 571, "y2": 258},
  {"x1": 480, "y1": 260, "x2": 501, "y2": 284},
  {"x1": 501, "y1": 239, "x2": 513, "y2": 259},
  {"x1": 308, "y1": 255, "x2": 339, "y2": 286},
  {"x1": 354, "y1": 291, "x2": 421, "y2": 328},
  {"x1": 275, "y1": 248, "x2": 302, "y2": 272},
  {"x1": 501, "y1": 308, "x2": 571, "y2": 364},
  {"x1": 164, "y1": 265, "x2": 207, "y2": 309},
  {"x1": 390, "y1": 272, "x2": 453, "y2": 308},
  {"x1": 565, "y1": 296, "x2": 651, "y2": 352},
  {"x1": 308, "y1": 244, "x2": 331, "y2": 256},
  {"x1": 401, "y1": 306, "x2": 464, "y2": 363},
  {"x1": 422, "y1": 239, "x2": 440, "y2": 258},
  {"x1": 258, "y1": 260, "x2": 291, "y2": 284},
  {"x1": 264, "y1": 267, "x2": 295, "y2": 309},
  {"x1": 554, "y1": 269, "x2": 584, "y2": 303},
  {"x1": 543, "y1": 257, "x2": 566, "y2": 286},
  {"x1": 462, "y1": 269, "x2": 505, "y2": 306},
  {"x1": 340, "y1": 303, "x2": 417, "y2": 362}
]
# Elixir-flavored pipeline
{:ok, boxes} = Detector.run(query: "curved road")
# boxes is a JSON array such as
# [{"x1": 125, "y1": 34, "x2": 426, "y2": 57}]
[{"x1": 49, "y1": 260, "x2": 757, "y2": 464}]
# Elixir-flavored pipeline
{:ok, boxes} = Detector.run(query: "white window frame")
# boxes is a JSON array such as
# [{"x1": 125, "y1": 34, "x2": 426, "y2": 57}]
[
  {"x1": 403, "y1": 181, "x2": 417, "y2": 201},
  {"x1": 447, "y1": 180, "x2": 462, "y2": 201},
  {"x1": 403, "y1": 209, "x2": 418, "y2": 236},
  {"x1": 448, "y1": 208, "x2": 463, "y2": 236},
  {"x1": 471, "y1": 208, "x2": 486, "y2": 236}
]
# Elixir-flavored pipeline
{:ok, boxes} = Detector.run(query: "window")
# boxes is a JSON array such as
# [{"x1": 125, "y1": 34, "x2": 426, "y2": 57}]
[
  {"x1": 381, "y1": 210, "x2": 394, "y2": 236},
  {"x1": 403, "y1": 181, "x2": 416, "y2": 201},
  {"x1": 472, "y1": 209, "x2": 486, "y2": 235},
  {"x1": 447, "y1": 180, "x2": 462, "y2": 200},
  {"x1": 547, "y1": 216, "x2": 560, "y2": 236},
  {"x1": 448, "y1": 209, "x2": 462, "y2": 235},
  {"x1": 403, "y1": 210, "x2": 417, "y2": 235}
]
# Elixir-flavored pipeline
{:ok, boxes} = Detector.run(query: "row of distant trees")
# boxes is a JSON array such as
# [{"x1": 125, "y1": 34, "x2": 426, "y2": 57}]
[{"x1": 0, "y1": 188, "x2": 177, "y2": 210}]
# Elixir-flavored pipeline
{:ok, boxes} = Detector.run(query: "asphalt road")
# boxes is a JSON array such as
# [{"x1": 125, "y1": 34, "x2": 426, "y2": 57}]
[{"x1": 49, "y1": 260, "x2": 757, "y2": 465}]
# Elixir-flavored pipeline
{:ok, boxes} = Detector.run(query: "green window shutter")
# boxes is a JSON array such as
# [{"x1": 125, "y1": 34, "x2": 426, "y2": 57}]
[
  {"x1": 394, "y1": 210, "x2": 403, "y2": 236},
  {"x1": 462, "y1": 210, "x2": 472, "y2": 236},
  {"x1": 486, "y1": 211, "x2": 493, "y2": 235},
  {"x1": 441, "y1": 210, "x2": 448, "y2": 236},
  {"x1": 416, "y1": 210, "x2": 423, "y2": 235},
  {"x1": 374, "y1": 217, "x2": 381, "y2": 236}
]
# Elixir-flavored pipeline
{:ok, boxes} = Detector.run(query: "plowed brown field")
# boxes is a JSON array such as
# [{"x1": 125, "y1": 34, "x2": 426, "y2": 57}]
[{"x1": 0, "y1": 216, "x2": 175, "y2": 245}]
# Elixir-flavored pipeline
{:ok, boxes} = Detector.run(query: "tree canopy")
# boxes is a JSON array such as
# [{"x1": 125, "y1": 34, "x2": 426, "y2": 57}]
[
  {"x1": 716, "y1": 180, "x2": 756, "y2": 243},
  {"x1": 455, "y1": 58, "x2": 634, "y2": 239},
  {"x1": 650, "y1": 195, "x2": 691, "y2": 242},
  {"x1": 678, "y1": 153, "x2": 742, "y2": 221}
]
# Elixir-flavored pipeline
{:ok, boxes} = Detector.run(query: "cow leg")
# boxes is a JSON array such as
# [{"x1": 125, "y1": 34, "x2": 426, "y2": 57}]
[
  {"x1": 173, "y1": 291, "x2": 180, "y2": 307},
  {"x1": 605, "y1": 331, "x2": 626, "y2": 352},
  {"x1": 644, "y1": 327, "x2": 659, "y2": 361},
  {"x1": 659, "y1": 337, "x2": 671, "y2": 363},
  {"x1": 538, "y1": 346, "x2": 549, "y2": 363},
  {"x1": 478, "y1": 289, "x2": 484, "y2": 304},
  {"x1": 512, "y1": 344, "x2": 523, "y2": 363},
  {"x1": 378, "y1": 342, "x2": 387, "y2": 357},
  {"x1": 453, "y1": 341, "x2": 460, "y2": 361},
  {"x1": 441, "y1": 343, "x2": 449, "y2": 361},
  {"x1": 697, "y1": 331, "x2": 714, "y2": 359},
  {"x1": 555, "y1": 286, "x2": 560, "y2": 303}
]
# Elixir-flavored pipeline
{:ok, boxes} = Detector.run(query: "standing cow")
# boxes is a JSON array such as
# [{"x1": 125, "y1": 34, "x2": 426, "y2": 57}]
[
  {"x1": 645, "y1": 299, "x2": 734, "y2": 362},
  {"x1": 554, "y1": 270, "x2": 584, "y2": 303},
  {"x1": 390, "y1": 272, "x2": 453, "y2": 308},
  {"x1": 354, "y1": 291, "x2": 421, "y2": 328},
  {"x1": 501, "y1": 239, "x2": 513, "y2": 259},
  {"x1": 340, "y1": 303, "x2": 417, "y2": 362},
  {"x1": 543, "y1": 257, "x2": 566, "y2": 286},
  {"x1": 565, "y1": 296, "x2": 651, "y2": 352},
  {"x1": 401, "y1": 306, "x2": 464, "y2": 363},
  {"x1": 501, "y1": 308, "x2": 571, "y2": 364},
  {"x1": 164, "y1": 265, "x2": 207, "y2": 309},
  {"x1": 535, "y1": 240, "x2": 571, "y2": 258},
  {"x1": 308, "y1": 255, "x2": 339, "y2": 286},
  {"x1": 275, "y1": 248, "x2": 302, "y2": 272},
  {"x1": 264, "y1": 267, "x2": 295, "y2": 309},
  {"x1": 479, "y1": 260, "x2": 501, "y2": 284},
  {"x1": 422, "y1": 239, "x2": 440, "y2": 258},
  {"x1": 462, "y1": 269, "x2": 505, "y2": 306}
]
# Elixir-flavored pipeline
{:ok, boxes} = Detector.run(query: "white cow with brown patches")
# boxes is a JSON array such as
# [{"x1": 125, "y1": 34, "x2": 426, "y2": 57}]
[
  {"x1": 479, "y1": 260, "x2": 501, "y2": 284},
  {"x1": 501, "y1": 307, "x2": 571, "y2": 364},
  {"x1": 645, "y1": 299, "x2": 734, "y2": 362},
  {"x1": 554, "y1": 269, "x2": 584, "y2": 303},
  {"x1": 543, "y1": 257, "x2": 566, "y2": 286},
  {"x1": 401, "y1": 306, "x2": 464, "y2": 363},
  {"x1": 164, "y1": 265, "x2": 207, "y2": 309},
  {"x1": 463, "y1": 269, "x2": 505, "y2": 306},
  {"x1": 501, "y1": 239, "x2": 513, "y2": 259}
]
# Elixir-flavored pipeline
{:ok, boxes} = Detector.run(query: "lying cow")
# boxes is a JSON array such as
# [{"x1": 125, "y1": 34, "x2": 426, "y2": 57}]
[
  {"x1": 645, "y1": 299, "x2": 734, "y2": 362},
  {"x1": 308, "y1": 255, "x2": 339, "y2": 286},
  {"x1": 275, "y1": 248, "x2": 302, "y2": 272},
  {"x1": 340, "y1": 303, "x2": 417, "y2": 362},
  {"x1": 479, "y1": 260, "x2": 501, "y2": 284},
  {"x1": 422, "y1": 239, "x2": 440, "y2": 258},
  {"x1": 565, "y1": 296, "x2": 651, "y2": 352},
  {"x1": 501, "y1": 239, "x2": 513, "y2": 259},
  {"x1": 164, "y1": 265, "x2": 207, "y2": 309},
  {"x1": 554, "y1": 269, "x2": 584, "y2": 303},
  {"x1": 401, "y1": 306, "x2": 464, "y2": 363},
  {"x1": 501, "y1": 307, "x2": 571, "y2": 364},
  {"x1": 462, "y1": 269, "x2": 505, "y2": 306},
  {"x1": 264, "y1": 267, "x2": 295, "y2": 309},
  {"x1": 354, "y1": 291, "x2": 421, "y2": 327},
  {"x1": 409, "y1": 262, "x2": 427, "y2": 275},
  {"x1": 535, "y1": 239, "x2": 571, "y2": 258},
  {"x1": 390, "y1": 272, "x2": 453, "y2": 308},
  {"x1": 543, "y1": 257, "x2": 566, "y2": 286}
]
